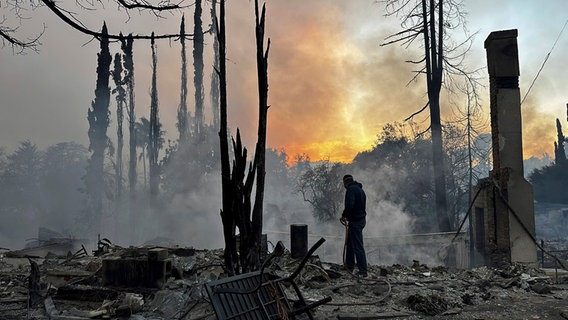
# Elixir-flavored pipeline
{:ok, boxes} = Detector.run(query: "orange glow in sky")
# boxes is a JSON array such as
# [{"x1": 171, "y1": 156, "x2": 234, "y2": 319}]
[
  {"x1": 219, "y1": 1, "x2": 564, "y2": 164},
  {"x1": 0, "y1": 0, "x2": 565, "y2": 165},
  {"x1": 224, "y1": 2, "x2": 430, "y2": 164}
]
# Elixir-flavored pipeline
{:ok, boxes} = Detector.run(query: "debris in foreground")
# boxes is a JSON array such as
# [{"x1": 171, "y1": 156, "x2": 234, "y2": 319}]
[{"x1": 0, "y1": 237, "x2": 567, "y2": 319}]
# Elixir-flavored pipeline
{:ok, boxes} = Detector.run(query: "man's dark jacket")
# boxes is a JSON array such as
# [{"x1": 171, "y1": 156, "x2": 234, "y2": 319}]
[{"x1": 342, "y1": 181, "x2": 366, "y2": 222}]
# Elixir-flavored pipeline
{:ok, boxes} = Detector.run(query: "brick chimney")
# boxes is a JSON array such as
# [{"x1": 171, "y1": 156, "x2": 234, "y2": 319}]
[{"x1": 472, "y1": 30, "x2": 537, "y2": 267}]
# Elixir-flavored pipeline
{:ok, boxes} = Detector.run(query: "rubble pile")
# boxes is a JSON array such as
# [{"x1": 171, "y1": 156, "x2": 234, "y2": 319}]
[{"x1": 1, "y1": 241, "x2": 568, "y2": 320}]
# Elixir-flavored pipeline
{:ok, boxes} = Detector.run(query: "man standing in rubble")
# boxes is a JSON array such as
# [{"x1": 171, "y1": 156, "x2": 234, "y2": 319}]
[{"x1": 340, "y1": 174, "x2": 368, "y2": 277}]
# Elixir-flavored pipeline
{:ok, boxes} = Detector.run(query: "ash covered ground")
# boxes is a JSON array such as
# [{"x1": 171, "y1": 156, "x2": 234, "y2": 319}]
[{"x1": 1, "y1": 237, "x2": 568, "y2": 320}]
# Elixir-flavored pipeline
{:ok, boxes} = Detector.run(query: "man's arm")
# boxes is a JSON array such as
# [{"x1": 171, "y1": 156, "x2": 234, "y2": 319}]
[{"x1": 342, "y1": 187, "x2": 355, "y2": 219}]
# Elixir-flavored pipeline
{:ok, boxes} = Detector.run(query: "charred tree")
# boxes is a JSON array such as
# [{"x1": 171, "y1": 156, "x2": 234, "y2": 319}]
[
  {"x1": 555, "y1": 118, "x2": 567, "y2": 166},
  {"x1": 149, "y1": 34, "x2": 161, "y2": 199},
  {"x1": 121, "y1": 34, "x2": 137, "y2": 240},
  {"x1": 177, "y1": 16, "x2": 189, "y2": 143},
  {"x1": 248, "y1": 0, "x2": 270, "y2": 270},
  {"x1": 112, "y1": 52, "x2": 126, "y2": 200},
  {"x1": 193, "y1": 0, "x2": 205, "y2": 138},
  {"x1": 85, "y1": 23, "x2": 112, "y2": 236},
  {"x1": 418, "y1": 0, "x2": 448, "y2": 232},
  {"x1": 210, "y1": 0, "x2": 220, "y2": 131},
  {"x1": 215, "y1": 0, "x2": 257, "y2": 274},
  {"x1": 231, "y1": 130, "x2": 255, "y2": 273},
  {"x1": 215, "y1": 0, "x2": 271, "y2": 274},
  {"x1": 383, "y1": 0, "x2": 481, "y2": 232},
  {"x1": 216, "y1": 0, "x2": 238, "y2": 275}
]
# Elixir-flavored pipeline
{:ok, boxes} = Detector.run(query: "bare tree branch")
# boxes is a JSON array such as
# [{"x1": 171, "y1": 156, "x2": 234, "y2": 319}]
[
  {"x1": 116, "y1": 0, "x2": 184, "y2": 11},
  {"x1": 416, "y1": 124, "x2": 431, "y2": 138},
  {"x1": 382, "y1": 0, "x2": 484, "y2": 124},
  {"x1": 404, "y1": 101, "x2": 429, "y2": 122},
  {"x1": 1, "y1": 0, "x2": 194, "y2": 53},
  {"x1": 0, "y1": 23, "x2": 44, "y2": 54},
  {"x1": 41, "y1": 0, "x2": 193, "y2": 41}
]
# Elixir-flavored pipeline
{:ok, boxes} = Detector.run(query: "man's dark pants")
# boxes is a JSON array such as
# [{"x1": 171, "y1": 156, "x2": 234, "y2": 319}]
[{"x1": 345, "y1": 219, "x2": 368, "y2": 275}]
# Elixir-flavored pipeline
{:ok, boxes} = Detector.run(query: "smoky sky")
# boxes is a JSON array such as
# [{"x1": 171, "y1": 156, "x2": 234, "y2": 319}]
[
  {"x1": 1, "y1": 0, "x2": 567, "y2": 255},
  {"x1": 0, "y1": 0, "x2": 567, "y2": 162}
]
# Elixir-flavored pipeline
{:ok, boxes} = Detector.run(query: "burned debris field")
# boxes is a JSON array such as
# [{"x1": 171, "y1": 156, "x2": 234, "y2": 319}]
[{"x1": 0, "y1": 235, "x2": 567, "y2": 320}]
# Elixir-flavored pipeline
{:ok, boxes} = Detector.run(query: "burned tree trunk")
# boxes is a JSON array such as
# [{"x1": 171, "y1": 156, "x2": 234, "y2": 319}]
[
  {"x1": 216, "y1": 0, "x2": 238, "y2": 275},
  {"x1": 422, "y1": 0, "x2": 450, "y2": 232},
  {"x1": 555, "y1": 118, "x2": 567, "y2": 165},
  {"x1": 382, "y1": 0, "x2": 483, "y2": 232},
  {"x1": 149, "y1": 33, "x2": 160, "y2": 199},
  {"x1": 193, "y1": 0, "x2": 205, "y2": 139},
  {"x1": 112, "y1": 52, "x2": 126, "y2": 201},
  {"x1": 121, "y1": 34, "x2": 137, "y2": 240},
  {"x1": 210, "y1": 0, "x2": 220, "y2": 132},
  {"x1": 247, "y1": 0, "x2": 270, "y2": 270},
  {"x1": 86, "y1": 23, "x2": 112, "y2": 236},
  {"x1": 216, "y1": 0, "x2": 271, "y2": 274},
  {"x1": 231, "y1": 130, "x2": 255, "y2": 273},
  {"x1": 177, "y1": 16, "x2": 189, "y2": 143}
]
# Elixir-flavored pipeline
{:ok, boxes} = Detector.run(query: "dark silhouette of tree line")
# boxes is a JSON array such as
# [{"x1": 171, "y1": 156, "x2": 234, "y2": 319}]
[
  {"x1": 0, "y1": 141, "x2": 89, "y2": 246},
  {"x1": 529, "y1": 105, "x2": 568, "y2": 204}
]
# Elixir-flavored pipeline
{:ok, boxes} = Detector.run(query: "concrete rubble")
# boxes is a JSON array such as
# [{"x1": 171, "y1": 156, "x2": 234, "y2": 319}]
[{"x1": 1, "y1": 238, "x2": 568, "y2": 320}]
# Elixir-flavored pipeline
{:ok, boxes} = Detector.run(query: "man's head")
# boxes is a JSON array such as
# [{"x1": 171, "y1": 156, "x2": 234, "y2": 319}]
[{"x1": 343, "y1": 174, "x2": 354, "y2": 188}]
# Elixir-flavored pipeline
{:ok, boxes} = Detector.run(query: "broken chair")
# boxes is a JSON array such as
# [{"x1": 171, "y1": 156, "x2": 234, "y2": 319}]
[{"x1": 205, "y1": 237, "x2": 331, "y2": 320}]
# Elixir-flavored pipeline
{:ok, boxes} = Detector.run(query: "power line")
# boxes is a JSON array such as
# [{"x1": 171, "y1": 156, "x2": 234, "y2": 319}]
[{"x1": 521, "y1": 17, "x2": 568, "y2": 105}]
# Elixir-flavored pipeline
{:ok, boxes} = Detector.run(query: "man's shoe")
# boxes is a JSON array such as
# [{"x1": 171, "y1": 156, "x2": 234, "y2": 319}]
[{"x1": 356, "y1": 272, "x2": 368, "y2": 278}]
